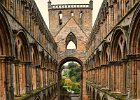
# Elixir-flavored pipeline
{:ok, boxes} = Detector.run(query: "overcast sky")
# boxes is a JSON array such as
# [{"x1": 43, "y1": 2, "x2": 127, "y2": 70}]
[{"x1": 35, "y1": 0, "x2": 103, "y2": 28}]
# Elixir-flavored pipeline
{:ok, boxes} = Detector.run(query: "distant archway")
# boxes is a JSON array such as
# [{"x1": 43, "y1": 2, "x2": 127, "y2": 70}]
[{"x1": 58, "y1": 57, "x2": 83, "y2": 100}]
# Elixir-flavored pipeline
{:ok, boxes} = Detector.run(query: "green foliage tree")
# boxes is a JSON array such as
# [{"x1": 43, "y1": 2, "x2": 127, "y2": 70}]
[
  {"x1": 68, "y1": 62, "x2": 81, "y2": 82},
  {"x1": 71, "y1": 82, "x2": 80, "y2": 93},
  {"x1": 61, "y1": 62, "x2": 81, "y2": 93}
]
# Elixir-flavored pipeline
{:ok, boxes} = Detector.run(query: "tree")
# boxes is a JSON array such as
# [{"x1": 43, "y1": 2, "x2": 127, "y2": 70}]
[
  {"x1": 61, "y1": 61, "x2": 81, "y2": 93},
  {"x1": 64, "y1": 78, "x2": 73, "y2": 85}
]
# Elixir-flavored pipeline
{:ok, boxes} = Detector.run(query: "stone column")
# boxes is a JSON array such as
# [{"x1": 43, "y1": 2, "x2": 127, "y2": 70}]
[
  {"x1": 36, "y1": 65, "x2": 40, "y2": 88},
  {"x1": 14, "y1": 59, "x2": 20, "y2": 96},
  {"x1": 127, "y1": 54, "x2": 140, "y2": 98},
  {"x1": 21, "y1": 61, "x2": 32, "y2": 93},
  {"x1": 82, "y1": 65, "x2": 89, "y2": 100},
  {"x1": 0, "y1": 56, "x2": 15, "y2": 100}
]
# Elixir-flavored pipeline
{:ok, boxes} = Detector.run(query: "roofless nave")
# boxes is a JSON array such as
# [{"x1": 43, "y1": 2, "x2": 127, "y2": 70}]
[{"x1": 0, "y1": 0, "x2": 140, "y2": 100}]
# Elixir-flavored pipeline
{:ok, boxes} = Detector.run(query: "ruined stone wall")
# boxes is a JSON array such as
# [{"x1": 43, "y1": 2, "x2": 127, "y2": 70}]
[
  {"x1": 0, "y1": 0, "x2": 58, "y2": 99},
  {"x1": 86, "y1": 0, "x2": 140, "y2": 100}
]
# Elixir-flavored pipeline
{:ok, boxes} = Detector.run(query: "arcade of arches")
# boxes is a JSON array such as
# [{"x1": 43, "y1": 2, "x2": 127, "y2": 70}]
[{"x1": 0, "y1": 0, "x2": 140, "y2": 100}]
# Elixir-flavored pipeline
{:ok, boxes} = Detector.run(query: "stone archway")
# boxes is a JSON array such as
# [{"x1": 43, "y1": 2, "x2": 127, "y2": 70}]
[
  {"x1": 58, "y1": 57, "x2": 84, "y2": 100},
  {"x1": 128, "y1": 4, "x2": 140, "y2": 98},
  {"x1": 0, "y1": 9, "x2": 14, "y2": 100},
  {"x1": 101, "y1": 42, "x2": 110, "y2": 88},
  {"x1": 110, "y1": 28, "x2": 127, "y2": 92},
  {"x1": 31, "y1": 43, "x2": 39, "y2": 90},
  {"x1": 0, "y1": 9, "x2": 13, "y2": 56},
  {"x1": 14, "y1": 30, "x2": 30, "y2": 95}
]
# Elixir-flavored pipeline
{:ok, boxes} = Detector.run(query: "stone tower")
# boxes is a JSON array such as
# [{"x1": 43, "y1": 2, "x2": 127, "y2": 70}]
[
  {"x1": 48, "y1": 0, "x2": 93, "y2": 37},
  {"x1": 48, "y1": 0, "x2": 93, "y2": 62},
  {"x1": 48, "y1": 0, "x2": 93, "y2": 99}
]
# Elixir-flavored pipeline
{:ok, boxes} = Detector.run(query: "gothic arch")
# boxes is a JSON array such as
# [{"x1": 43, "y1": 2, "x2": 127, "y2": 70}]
[
  {"x1": 0, "y1": 7, "x2": 14, "y2": 100},
  {"x1": 129, "y1": 3, "x2": 140, "y2": 54},
  {"x1": 110, "y1": 28, "x2": 127, "y2": 92},
  {"x1": 100, "y1": 42, "x2": 110, "y2": 87},
  {"x1": 14, "y1": 30, "x2": 30, "y2": 95},
  {"x1": 58, "y1": 57, "x2": 83, "y2": 100},
  {"x1": 101, "y1": 42, "x2": 110, "y2": 65},
  {"x1": 0, "y1": 9, "x2": 13, "y2": 55},
  {"x1": 111, "y1": 28, "x2": 127, "y2": 61},
  {"x1": 16, "y1": 30, "x2": 30, "y2": 61},
  {"x1": 58, "y1": 57, "x2": 83, "y2": 71},
  {"x1": 128, "y1": 3, "x2": 140, "y2": 98},
  {"x1": 31, "y1": 43, "x2": 39, "y2": 90},
  {"x1": 66, "y1": 32, "x2": 77, "y2": 49}
]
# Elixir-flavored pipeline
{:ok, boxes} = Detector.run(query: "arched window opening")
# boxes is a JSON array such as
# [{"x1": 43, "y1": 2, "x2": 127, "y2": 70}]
[
  {"x1": 80, "y1": 11, "x2": 83, "y2": 24},
  {"x1": 67, "y1": 41, "x2": 76, "y2": 49},
  {"x1": 95, "y1": 53, "x2": 100, "y2": 67},
  {"x1": 71, "y1": 11, "x2": 74, "y2": 16},
  {"x1": 80, "y1": 11, "x2": 83, "y2": 19},
  {"x1": 59, "y1": 11, "x2": 63, "y2": 25},
  {"x1": 66, "y1": 32, "x2": 77, "y2": 50}
]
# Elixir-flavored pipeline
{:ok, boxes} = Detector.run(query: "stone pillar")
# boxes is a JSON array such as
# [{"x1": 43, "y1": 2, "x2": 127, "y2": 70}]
[
  {"x1": 14, "y1": 59, "x2": 20, "y2": 96},
  {"x1": 36, "y1": 65, "x2": 41, "y2": 88},
  {"x1": 20, "y1": 61, "x2": 32, "y2": 93},
  {"x1": 109, "y1": 62, "x2": 113, "y2": 91},
  {"x1": 82, "y1": 65, "x2": 89, "y2": 100},
  {"x1": 45, "y1": 56, "x2": 49, "y2": 86},
  {"x1": 127, "y1": 54, "x2": 140, "y2": 98},
  {"x1": 0, "y1": 56, "x2": 15, "y2": 100}
]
